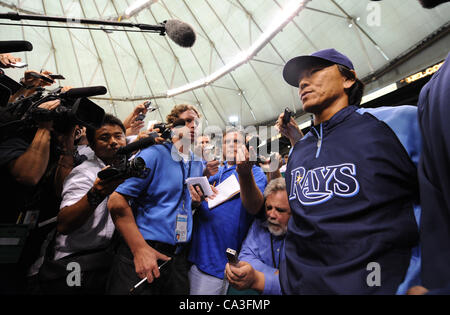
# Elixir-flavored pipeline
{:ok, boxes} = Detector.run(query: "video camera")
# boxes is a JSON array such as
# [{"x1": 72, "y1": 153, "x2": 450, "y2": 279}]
[
  {"x1": 0, "y1": 83, "x2": 107, "y2": 139},
  {"x1": 97, "y1": 151, "x2": 148, "y2": 182}
]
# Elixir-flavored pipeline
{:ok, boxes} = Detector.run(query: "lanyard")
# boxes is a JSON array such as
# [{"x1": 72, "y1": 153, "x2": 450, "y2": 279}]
[
  {"x1": 163, "y1": 144, "x2": 192, "y2": 212},
  {"x1": 270, "y1": 234, "x2": 281, "y2": 269},
  {"x1": 179, "y1": 157, "x2": 192, "y2": 211}
]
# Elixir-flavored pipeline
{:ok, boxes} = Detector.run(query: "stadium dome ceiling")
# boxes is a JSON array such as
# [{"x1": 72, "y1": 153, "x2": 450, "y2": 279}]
[{"x1": 1, "y1": 0, "x2": 449, "y2": 129}]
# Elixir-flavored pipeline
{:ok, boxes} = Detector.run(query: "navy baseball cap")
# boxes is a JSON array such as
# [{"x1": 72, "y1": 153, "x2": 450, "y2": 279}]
[{"x1": 283, "y1": 49, "x2": 355, "y2": 87}]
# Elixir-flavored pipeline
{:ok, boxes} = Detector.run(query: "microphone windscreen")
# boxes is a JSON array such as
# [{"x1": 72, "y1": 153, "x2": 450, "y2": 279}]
[
  {"x1": 64, "y1": 86, "x2": 107, "y2": 99},
  {"x1": 164, "y1": 19, "x2": 196, "y2": 48},
  {"x1": 0, "y1": 41, "x2": 33, "y2": 54}
]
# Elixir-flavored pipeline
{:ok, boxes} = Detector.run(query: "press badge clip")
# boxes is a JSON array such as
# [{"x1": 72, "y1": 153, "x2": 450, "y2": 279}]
[{"x1": 175, "y1": 214, "x2": 188, "y2": 243}]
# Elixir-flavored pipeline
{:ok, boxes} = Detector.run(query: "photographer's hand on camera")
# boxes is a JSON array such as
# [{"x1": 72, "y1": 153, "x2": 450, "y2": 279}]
[
  {"x1": 57, "y1": 168, "x2": 125, "y2": 235},
  {"x1": 91, "y1": 174, "x2": 125, "y2": 200},
  {"x1": 7, "y1": 99, "x2": 60, "y2": 187},
  {"x1": 275, "y1": 112, "x2": 303, "y2": 147}
]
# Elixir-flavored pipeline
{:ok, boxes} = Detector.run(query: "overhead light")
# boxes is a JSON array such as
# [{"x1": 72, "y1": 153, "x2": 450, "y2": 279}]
[
  {"x1": 166, "y1": 0, "x2": 310, "y2": 98},
  {"x1": 229, "y1": 116, "x2": 239, "y2": 124},
  {"x1": 124, "y1": 0, "x2": 158, "y2": 19}
]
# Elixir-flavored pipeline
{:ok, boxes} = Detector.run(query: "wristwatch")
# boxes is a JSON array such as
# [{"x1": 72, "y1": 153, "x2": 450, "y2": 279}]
[{"x1": 87, "y1": 188, "x2": 105, "y2": 208}]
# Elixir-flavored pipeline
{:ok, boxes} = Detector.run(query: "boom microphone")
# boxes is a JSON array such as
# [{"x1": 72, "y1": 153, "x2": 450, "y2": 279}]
[
  {"x1": 62, "y1": 86, "x2": 107, "y2": 99},
  {"x1": 0, "y1": 40, "x2": 33, "y2": 54},
  {"x1": 164, "y1": 19, "x2": 196, "y2": 48}
]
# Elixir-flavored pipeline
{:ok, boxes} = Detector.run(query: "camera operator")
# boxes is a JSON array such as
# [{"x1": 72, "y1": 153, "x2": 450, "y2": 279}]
[
  {"x1": 0, "y1": 95, "x2": 78, "y2": 294},
  {"x1": 38, "y1": 114, "x2": 127, "y2": 295},
  {"x1": 106, "y1": 104, "x2": 205, "y2": 295}
]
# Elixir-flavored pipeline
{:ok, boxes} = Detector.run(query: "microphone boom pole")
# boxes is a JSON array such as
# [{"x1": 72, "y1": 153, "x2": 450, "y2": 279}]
[{"x1": 0, "y1": 12, "x2": 166, "y2": 34}]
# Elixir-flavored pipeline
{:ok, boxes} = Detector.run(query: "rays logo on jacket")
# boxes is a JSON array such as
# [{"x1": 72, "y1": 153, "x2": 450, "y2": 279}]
[{"x1": 289, "y1": 163, "x2": 360, "y2": 206}]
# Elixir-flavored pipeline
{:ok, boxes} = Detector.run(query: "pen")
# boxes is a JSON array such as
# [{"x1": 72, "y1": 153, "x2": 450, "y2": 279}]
[{"x1": 129, "y1": 259, "x2": 170, "y2": 294}]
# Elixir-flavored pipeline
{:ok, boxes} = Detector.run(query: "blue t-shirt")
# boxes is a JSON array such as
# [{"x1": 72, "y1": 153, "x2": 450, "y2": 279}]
[
  {"x1": 115, "y1": 143, "x2": 204, "y2": 245},
  {"x1": 188, "y1": 163, "x2": 267, "y2": 279}
]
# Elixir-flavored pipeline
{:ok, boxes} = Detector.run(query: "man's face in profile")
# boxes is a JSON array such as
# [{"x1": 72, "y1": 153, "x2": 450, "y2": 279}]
[{"x1": 418, "y1": 0, "x2": 449, "y2": 8}]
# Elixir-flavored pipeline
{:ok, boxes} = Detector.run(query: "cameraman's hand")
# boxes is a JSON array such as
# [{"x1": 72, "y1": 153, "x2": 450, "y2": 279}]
[
  {"x1": 37, "y1": 99, "x2": 61, "y2": 130},
  {"x1": 133, "y1": 244, "x2": 171, "y2": 283},
  {"x1": 93, "y1": 167, "x2": 126, "y2": 197},
  {"x1": 0, "y1": 53, "x2": 22, "y2": 68},
  {"x1": 275, "y1": 113, "x2": 303, "y2": 147}
]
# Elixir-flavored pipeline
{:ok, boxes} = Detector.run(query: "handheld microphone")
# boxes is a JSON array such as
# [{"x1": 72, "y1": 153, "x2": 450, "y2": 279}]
[
  {"x1": 62, "y1": 86, "x2": 107, "y2": 99},
  {"x1": 163, "y1": 19, "x2": 196, "y2": 48},
  {"x1": 0, "y1": 40, "x2": 33, "y2": 54}
]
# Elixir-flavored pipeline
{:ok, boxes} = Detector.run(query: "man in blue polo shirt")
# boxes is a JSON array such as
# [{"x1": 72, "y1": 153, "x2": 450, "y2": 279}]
[
  {"x1": 106, "y1": 104, "x2": 204, "y2": 295},
  {"x1": 225, "y1": 177, "x2": 290, "y2": 295},
  {"x1": 278, "y1": 49, "x2": 422, "y2": 294},
  {"x1": 188, "y1": 128, "x2": 267, "y2": 295}
]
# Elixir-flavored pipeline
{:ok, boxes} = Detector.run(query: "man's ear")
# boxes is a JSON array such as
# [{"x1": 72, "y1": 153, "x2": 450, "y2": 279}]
[{"x1": 343, "y1": 70, "x2": 357, "y2": 89}]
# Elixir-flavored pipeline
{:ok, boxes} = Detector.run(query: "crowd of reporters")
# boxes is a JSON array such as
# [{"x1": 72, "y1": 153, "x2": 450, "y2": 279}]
[{"x1": 1, "y1": 0, "x2": 449, "y2": 294}]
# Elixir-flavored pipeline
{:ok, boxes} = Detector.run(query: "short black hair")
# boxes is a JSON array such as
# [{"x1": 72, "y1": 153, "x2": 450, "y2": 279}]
[
  {"x1": 86, "y1": 114, "x2": 126, "y2": 148},
  {"x1": 337, "y1": 65, "x2": 365, "y2": 107}
]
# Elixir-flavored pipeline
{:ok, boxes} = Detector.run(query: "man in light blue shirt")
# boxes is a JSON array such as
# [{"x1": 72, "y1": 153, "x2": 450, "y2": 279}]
[
  {"x1": 106, "y1": 104, "x2": 204, "y2": 295},
  {"x1": 225, "y1": 178, "x2": 291, "y2": 295}
]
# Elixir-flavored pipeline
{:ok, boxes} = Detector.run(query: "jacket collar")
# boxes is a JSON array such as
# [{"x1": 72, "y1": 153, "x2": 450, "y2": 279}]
[{"x1": 312, "y1": 105, "x2": 357, "y2": 133}]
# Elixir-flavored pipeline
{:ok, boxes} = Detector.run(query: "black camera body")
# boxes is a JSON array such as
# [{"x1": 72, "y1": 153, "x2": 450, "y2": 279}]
[
  {"x1": 0, "y1": 82, "x2": 106, "y2": 140},
  {"x1": 97, "y1": 154, "x2": 148, "y2": 182},
  {"x1": 152, "y1": 123, "x2": 174, "y2": 140},
  {"x1": 24, "y1": 88, "x2": 105, "y2": 133}
]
